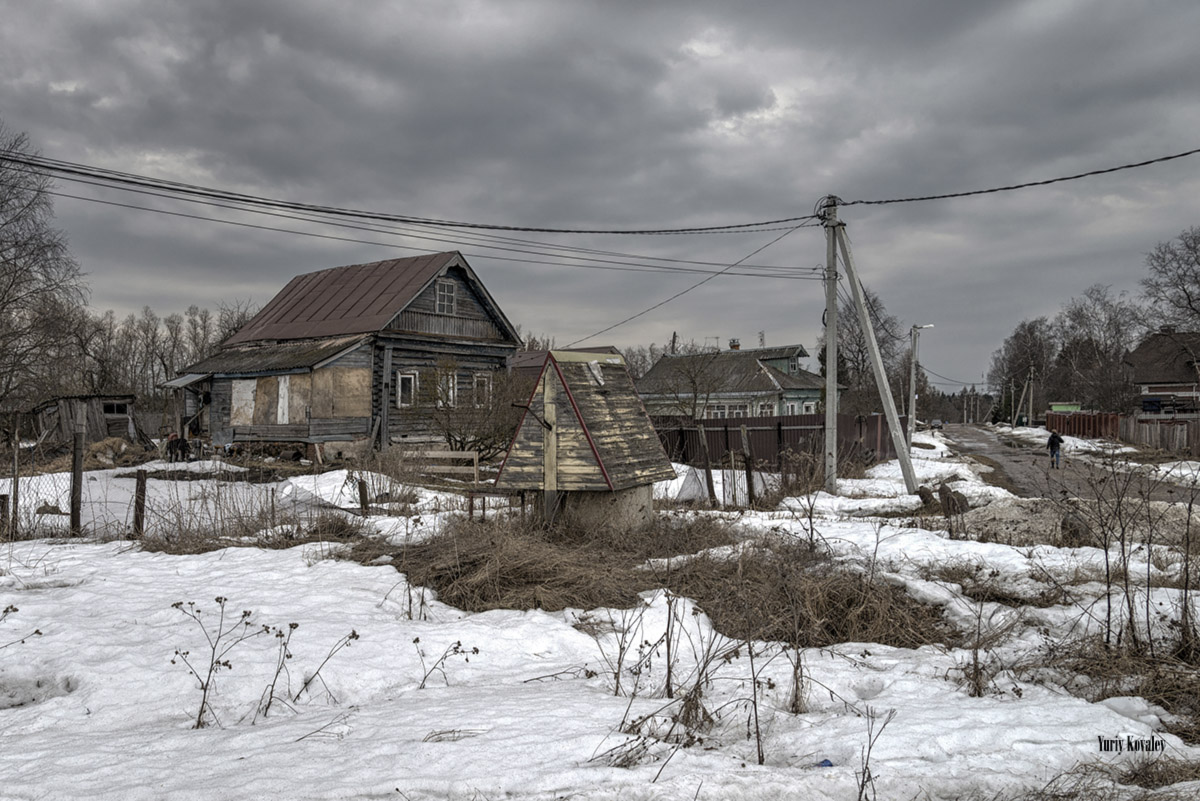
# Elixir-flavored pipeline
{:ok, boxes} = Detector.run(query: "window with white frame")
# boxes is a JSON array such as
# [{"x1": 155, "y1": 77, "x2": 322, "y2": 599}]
[
  {"x1": 729, "y1": 403, "x2": 749, "y2": 418},
  {"x1": 435, "y1": 280, "x2": 456, "y2": 315},
  {"x1": 472, "y1": 373, "x2": 491, "y2": 407},
  {"x1": 437, "y1": 371, "x2": 457, "y2": 407},
  {"x1": 396, "y1": 371, "x2": 418, "y2": 407},
  {"x1": 802, "y1": 401, "x2": 816, "y2": 414},
  {"x1": 785, "y1": 402, "x2": 798, "y2": 415},
  {"x1": 706, "y1": 405, "x2": 727, "y2": 419},
  {"x1": 757, "y1": 403, "x2": 774, "y2": 417}
]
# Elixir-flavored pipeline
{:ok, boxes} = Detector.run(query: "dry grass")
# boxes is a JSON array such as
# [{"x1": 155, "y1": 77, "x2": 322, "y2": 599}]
[
  {"x1": 347, "y1": 514, "x2": 953, "y2": 650},
  {"x1": 1023, "y1": 636, "x2": 1200, "y2": 744},
  {"x1": 1119, "y1": 755, "x2": 1200, "y2": 789},
  {"x1": 346, "y1": 512, "x2": 741, "y2": 613},
  {"x1": 921, "y1": 559, "x2": 1066, "y2": 608},
  {"x1": 665, "y1": 539, "x2": 955, "y2": 649}
]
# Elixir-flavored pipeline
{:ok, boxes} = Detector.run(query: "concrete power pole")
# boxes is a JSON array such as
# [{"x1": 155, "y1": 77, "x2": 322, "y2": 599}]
[
  {"x1": 822, "y1": 199, "x2": 840, "y2": 494},
  {"x1": 907, "y1": 324, "x2": 933, "y2": 447},
  {"x1": 831, "y1": 215, "x2": 919, "y2": 494}
]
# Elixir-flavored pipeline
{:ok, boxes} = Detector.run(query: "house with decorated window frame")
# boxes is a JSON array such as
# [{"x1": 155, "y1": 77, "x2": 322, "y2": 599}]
[
  {"x1": 167, "y1": 251, "x2": 522, "y2": 455},
  {"x1": 635, "y1": 342, "x2": 833, "y2": 420}
]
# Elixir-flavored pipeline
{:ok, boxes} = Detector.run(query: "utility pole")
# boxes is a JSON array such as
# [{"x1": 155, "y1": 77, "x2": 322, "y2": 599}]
[
  {"x1": 1028, "y1": 368, "x2": 1035, "y2": 428},
  {"x1": 907, "y1": 324, "x2": 934, "y2": 447},
  {"x1": 822, "y1": 198, "x2": 840, "y2": 494},
  {"x1": 830, "y1": 207, "x2": 919, "y2": 494}
]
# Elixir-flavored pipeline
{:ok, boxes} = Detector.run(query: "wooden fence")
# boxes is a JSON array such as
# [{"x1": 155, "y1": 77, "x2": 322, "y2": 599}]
[
  {"x1": 650, "y1": 413, "x2": 907, "y2": 469},
  {"x1": 1047, "y1": 410, "x2": 1200, "y2": 457},
  {"x1": 1045, "y1": 412, "x2": 1120, "y2": 440}
]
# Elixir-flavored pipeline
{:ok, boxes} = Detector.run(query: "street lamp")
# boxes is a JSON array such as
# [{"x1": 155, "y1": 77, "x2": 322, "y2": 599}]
[{"x1": 907, "y1": 324, "x2": 934, "y2": 447}]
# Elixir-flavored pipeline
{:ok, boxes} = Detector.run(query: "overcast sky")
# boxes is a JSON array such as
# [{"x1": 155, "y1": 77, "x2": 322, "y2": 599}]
[{"x1": 4, "y1": 0, "x2": 1200, "y2": 393}]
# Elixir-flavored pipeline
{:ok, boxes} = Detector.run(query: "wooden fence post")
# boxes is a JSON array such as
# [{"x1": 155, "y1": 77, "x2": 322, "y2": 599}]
[
  {"x1": 740, "y1": 425, "x2": 756, "y2": 508},
  {"x1": 697, "y1": 424, "x2": 718, "y2": 508},
  {"x1": 358, "y1": 479, "x2": 370, "y2": 517},
  {"x1": 133, "y1": 469, "x2": 147, "y2": 538},
  {"x1": 0, "y1": 495, "x2": 8, "y2": 539},
  {"x1": 70, "y1": 400, "x2": 85, "y2": 537}
]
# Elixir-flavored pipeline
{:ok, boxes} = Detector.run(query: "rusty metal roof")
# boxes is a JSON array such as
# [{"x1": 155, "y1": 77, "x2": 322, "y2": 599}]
[{"x1": 225, "y1": 252, "x2": 462, "y2": 344}]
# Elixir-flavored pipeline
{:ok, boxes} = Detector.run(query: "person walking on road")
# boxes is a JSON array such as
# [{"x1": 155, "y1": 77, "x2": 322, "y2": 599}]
[{"x1": 1047, "y1": 429, "x2": 1064, "y2": 469}]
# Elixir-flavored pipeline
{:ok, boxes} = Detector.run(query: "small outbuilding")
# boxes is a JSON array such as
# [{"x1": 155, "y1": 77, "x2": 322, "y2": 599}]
[
  {"x1": 495, "y1": 351, "x2": 676, "y2": 530},
  {"x1": 30, "y1": 394, "x2": 147, "y2": 447}
]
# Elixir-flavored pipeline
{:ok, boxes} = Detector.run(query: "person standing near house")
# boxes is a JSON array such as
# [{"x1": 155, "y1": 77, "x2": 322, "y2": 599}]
[{"x1": 1047, "y1": 429, "x2": 1064, "y2": 469}]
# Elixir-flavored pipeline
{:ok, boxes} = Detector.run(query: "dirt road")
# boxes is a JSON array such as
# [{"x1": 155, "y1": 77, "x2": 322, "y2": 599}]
[{"x1": 940, "y1": 423, "x2": 1183, "y2": 502}]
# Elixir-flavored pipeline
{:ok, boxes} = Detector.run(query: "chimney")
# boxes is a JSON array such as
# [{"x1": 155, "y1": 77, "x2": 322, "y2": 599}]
[{"x1": 729, "y1": 338, "x2": 740, "y2": 350}]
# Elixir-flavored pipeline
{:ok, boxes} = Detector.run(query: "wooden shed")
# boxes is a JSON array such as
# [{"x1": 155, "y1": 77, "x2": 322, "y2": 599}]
[
  {"x1": 30, "y1": 395, "x2": 145, "y2": 446},
  {"x1": 495, "y1": 351, "x2": 676, "y2": 530}
]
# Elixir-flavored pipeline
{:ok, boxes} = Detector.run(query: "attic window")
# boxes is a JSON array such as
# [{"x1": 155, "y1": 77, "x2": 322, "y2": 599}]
[
  {"x1": 103, "y1": 402, "x2": 128, "y2": 415},
  {"x1": 436, "y1": 280, "x2": 456, "y2": 315}
]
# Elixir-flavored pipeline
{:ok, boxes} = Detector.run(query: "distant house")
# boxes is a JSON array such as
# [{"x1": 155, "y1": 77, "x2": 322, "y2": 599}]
[
  {"x1": 635, "y1": 342, "x2": 830, "y2": 419},
  {"x1": 1124, "y1": 328, "x2": 1200, "y2": 419},
  {"x1": 495, "y1": 351, "x2": 675, "y2": 529},
  {"x1": 168, "y1": 252, "x2": 522, "y2": 452}
]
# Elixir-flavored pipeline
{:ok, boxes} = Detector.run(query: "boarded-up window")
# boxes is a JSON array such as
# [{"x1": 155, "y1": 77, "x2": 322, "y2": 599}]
[{"x1": 230, "y1": 380, "x2": 256, "y2": 425}]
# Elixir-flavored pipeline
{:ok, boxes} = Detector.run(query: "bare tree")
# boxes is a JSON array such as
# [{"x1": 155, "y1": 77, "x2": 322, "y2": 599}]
[
  {"x1": 0, "y1": 123, "x2": 86, "y2": 409},
  {"x1": 1141, "y1": 226, "x2": 1200, "y2": 327},
  {"x1": 1049, "y1": 284, "x2": 1143, "y2": 412}
]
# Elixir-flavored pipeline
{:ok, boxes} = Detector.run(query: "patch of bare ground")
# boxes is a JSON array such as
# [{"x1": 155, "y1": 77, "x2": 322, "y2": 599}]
[{"x1": 967, "y1": 453, "x2": 1026, "y2": 496}]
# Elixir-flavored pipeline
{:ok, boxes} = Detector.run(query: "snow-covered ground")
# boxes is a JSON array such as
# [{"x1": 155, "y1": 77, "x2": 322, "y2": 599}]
[{"x1": 2, "y1": 432, "x2": 1199, "y2": 800}]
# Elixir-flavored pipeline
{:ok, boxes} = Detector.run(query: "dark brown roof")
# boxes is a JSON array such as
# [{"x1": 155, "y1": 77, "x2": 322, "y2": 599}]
[
  {"x1": 1125, "y1": 331, "x2": 1200, "y2": 385},
  {"x1": 182, "y1": 335, "x2": 368, "y2": 376},
  {"x1": 226, "y1": 251, "x2": 476, "y2": 344}
]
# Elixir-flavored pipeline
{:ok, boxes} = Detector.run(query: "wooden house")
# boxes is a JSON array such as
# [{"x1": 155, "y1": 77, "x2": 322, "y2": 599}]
[
  {"x1": 1124, "y1": 328, "x2": 1200, "y2": 420},
  {"x1": 636, "y1": 342, "x2": 828, "y2": 419},
  {"x1": 168, "y1": 252, "x2": 522, "y2": 452},
  {"x1": 495, "y1": 351, "x2": 676, "y2": 529}
]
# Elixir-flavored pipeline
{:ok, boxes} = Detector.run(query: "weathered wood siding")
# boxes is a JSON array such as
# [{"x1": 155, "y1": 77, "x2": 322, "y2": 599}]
[
  {"x1": 371, "y1": 334, "x2": 516, "y2": 443},
  {"x1": 557, "y1": 360, "x2": 675, "y2": 490},
  {"x1": 388, "y1": 267, "x2": 504, "y2": 341},
  {"x1": 496, "y1": 356, "x2": 673, "y2": 492}
]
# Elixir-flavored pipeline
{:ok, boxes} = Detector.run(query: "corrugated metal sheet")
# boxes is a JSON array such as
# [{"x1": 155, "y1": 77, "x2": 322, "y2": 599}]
[
  {"x1": 225, "y1": 252, "x2": 460, "y2": 344},
  {"x1": 183, "y1": 335, "x2": 368, "y2": 376}
]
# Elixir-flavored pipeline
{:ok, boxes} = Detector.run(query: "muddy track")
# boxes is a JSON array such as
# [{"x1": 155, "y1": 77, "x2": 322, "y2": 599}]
[{"x1": 940, "y1": 423, "x2": 1183, "y2": 503}]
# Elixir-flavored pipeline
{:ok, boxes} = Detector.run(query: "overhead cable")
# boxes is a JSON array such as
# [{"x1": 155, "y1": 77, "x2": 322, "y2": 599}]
[
  {"x1": 0, "y1": 150, "x2": 819, "y2": 235},
  {"x1": 843, "y1": 146, "x2": 1200, "y2": 207}
]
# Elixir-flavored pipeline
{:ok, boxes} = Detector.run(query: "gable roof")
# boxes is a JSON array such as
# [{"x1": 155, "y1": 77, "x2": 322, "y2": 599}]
[
  {"x1": 636, "y1": 345, "x2": 825, "y2": 396},
  {"x1": 496, "y1": 351, "x2": 676, "y2": 492},
  {"x1": 225, "y1": 251, "x2": 519, "y2": 344},
  {"x1": 1125, "y1": 330, "x2": 1200, "y2": 385}
]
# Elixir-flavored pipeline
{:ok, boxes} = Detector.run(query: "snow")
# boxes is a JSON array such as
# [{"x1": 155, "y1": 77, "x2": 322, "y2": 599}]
[{"x1": 3, "y1": 433, "x2": 1200, "y2": 800}]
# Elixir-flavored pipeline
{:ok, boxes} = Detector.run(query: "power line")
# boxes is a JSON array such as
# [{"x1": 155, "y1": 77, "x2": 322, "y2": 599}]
[
  {"x1": 922, "y1": 366, "x2": 976, "y2": 386},
  {"x1": 566, "y1": 220, "x2": 819, "y2": 347},
  {"x1": 0, "y1": 150, "x2": 820, "y2": 235},
  {"x1": 48, "y1": 189, "x2": 827, "y2": 281},
  {"x1": 843, "y1": 146, "x2": 1200, "y2": 207}
]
